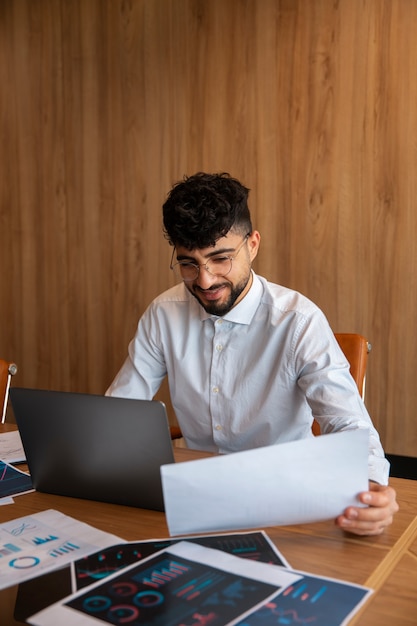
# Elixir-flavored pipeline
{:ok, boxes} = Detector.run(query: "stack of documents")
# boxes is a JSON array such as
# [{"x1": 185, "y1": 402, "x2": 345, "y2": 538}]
[
  {"x1": 5, "y1": 521, "x2": 372, "y2": 626},
  {"x1": 0, "y1": 430, "x2": 373, "y2": 625}
]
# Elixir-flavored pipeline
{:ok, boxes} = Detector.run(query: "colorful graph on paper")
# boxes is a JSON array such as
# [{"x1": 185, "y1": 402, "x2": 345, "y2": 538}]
[
  {"x1": 67, "y1": 549, "x2": 279, "y2": 625},
  {"x1": 73, "y1": 531, "x2": 288, "y2": 590},
  {"x1": 0, "y1": 460, "x2": 33, "y2": 498},
  {"x1": 236, "y1": 574, "x2": 371, "y2": 626},
  {"x1": 13, "y1": 531, "x2": 287, "y2": 621},
  {"x1": 0, "y1": 510, "x2": 121, "y2": 591}
]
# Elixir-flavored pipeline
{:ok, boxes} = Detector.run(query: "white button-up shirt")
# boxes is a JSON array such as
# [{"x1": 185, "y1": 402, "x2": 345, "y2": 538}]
[{"x1": 107, "y1": 273, "x2": 389, "y2": 484}]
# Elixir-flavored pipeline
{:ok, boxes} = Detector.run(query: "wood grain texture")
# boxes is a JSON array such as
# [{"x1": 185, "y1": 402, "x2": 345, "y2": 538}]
[{"x1": 1, "y1": 0, "x2": 417, "y2": 455}]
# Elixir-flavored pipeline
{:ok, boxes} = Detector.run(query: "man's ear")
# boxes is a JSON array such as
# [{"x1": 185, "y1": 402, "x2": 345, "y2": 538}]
[{"x1": 248, "y1": 230, "x2": 261, "y2": 261}]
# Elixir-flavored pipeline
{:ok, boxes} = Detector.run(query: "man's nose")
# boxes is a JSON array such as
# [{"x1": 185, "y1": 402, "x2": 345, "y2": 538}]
[{"x1": 195, "y1": 264, "x2": 218, "y2": 288}]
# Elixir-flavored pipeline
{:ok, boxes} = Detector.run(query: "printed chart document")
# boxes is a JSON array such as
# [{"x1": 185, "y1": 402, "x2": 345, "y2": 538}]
[
  {"x1": 14, "y1": 530, "x2": 290, "y2": 622},
  {"x1": 0, "y1": 509, "x2": 123, "y2": 590},
  {"x1": 28, "y1": 540, "x2": 301, "y2": 626},
  {"x1": 161, "y1": 429, "x2": 369, "y2": 535},
  {"x1": 0, "y1": 459, "x2": 33, "y2": 503},
  {"x1": 233, "y1": 569, "x2": 372, "y2": 626},
  {"x1": 0, "y1": 429, "x2": 26, "y2": 463},
  {"x1": 22, "y1": 532, "x2": 372, "y2": 626}
]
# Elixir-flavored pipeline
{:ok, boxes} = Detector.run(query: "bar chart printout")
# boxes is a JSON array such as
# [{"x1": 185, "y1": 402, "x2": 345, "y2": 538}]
[{"x1": 0, "y1": 509, "x2": 122, "y2": 590}]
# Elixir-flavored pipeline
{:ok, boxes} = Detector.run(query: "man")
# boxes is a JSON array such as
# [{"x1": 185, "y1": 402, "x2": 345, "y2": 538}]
[{"x1": 107, "y1": 172, "x2": 398, "y2": 535}]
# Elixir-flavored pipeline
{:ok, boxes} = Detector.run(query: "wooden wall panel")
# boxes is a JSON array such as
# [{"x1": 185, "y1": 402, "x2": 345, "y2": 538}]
[{"x1": 1, "y1": 0, "x2": 416, "y2": 456}]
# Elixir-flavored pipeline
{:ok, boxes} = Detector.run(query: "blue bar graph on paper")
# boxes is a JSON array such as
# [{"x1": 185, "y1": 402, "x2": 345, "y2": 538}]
[
  {"x1": 311, "y1": 585, "x2": 327, "y2": 603},
  {"x1": 0, "y1": 542, "x2": 22, "y2": 558},
  {"x1": 292, "y1": 583, "x2": 307, "y2": 598}
]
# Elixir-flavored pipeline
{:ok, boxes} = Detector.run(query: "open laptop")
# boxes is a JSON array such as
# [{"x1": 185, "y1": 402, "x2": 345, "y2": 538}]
[{"x1": 9, "y1": 388, "x2": 175, "y2": 511}]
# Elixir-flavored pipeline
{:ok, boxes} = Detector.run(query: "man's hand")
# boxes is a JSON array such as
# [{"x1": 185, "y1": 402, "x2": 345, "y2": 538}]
[{"x1": 336, "y1": 483, "x2": 399, "y2": 536}]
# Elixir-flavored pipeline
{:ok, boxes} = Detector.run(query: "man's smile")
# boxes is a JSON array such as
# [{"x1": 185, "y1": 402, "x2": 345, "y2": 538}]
[{"x1": 195, "y1": 284, "x2": 228, "y2": 300}]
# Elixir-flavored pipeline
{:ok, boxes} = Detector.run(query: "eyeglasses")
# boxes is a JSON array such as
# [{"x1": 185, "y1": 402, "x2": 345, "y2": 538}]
[{"x1": 170, "y1": 234, "x2": 250, "y2": 282}]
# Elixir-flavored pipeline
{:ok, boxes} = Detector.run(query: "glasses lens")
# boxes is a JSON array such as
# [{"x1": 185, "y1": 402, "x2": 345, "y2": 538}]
[
  {"x1": 174, "y1": 257, "x2": 233, "y2": 281},
  {"x1": 206, "y1": 257, "x2": 233, "y2": 277},
  {"x1": 176, "y1": 262, "x2": 199, "y2": 281},
  {"x1": 172, "y1": 238, "x2": 248, "y2": 282}
]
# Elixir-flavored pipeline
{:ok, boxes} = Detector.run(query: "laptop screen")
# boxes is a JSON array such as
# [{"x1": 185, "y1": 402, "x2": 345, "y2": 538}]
[{"x1": 10, "y1": 388, "x2": 175, "y2": 511}]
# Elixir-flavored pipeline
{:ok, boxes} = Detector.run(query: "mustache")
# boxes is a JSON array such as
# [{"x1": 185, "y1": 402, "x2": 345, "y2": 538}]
[{"x1": 194, "y1": 284, "x2": 226, "y2": 293}]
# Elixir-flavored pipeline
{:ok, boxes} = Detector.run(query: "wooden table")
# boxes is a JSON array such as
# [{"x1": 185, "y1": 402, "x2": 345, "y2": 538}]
[{"x1": 1, "y1": 423, "x2": 416, "y2": 625}]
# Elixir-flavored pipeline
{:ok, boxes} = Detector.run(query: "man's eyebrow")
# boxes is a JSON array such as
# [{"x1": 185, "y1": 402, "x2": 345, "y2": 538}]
[{"x1": 176, "y1": 246, "x2": 236, "y2": 262}]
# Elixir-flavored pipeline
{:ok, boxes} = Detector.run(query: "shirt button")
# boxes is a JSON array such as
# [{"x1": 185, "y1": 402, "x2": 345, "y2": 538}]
[
  {"x1": 215, "y1": 424, "x2": 222, "y2": 431},
  {"x1": 216, "y1": 344, "x2": 223, "y2": 352},
  {"x1": 212, "y1": 387, "x2": 219, "y2": 394},
  {"x1": 217, "y1": 319, "x2": 223, "y2": 325}
]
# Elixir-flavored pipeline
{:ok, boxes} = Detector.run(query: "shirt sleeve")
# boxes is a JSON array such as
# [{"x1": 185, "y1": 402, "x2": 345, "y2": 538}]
[
  {"x1": 294, "y1": 313, "x2": 390, "y2": 485},
  {"x1": 106, "y1": 302, "x2": 167, "y2": 400}
]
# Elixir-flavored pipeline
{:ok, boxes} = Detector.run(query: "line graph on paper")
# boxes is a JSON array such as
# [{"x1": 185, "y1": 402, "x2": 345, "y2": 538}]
[
  {"x1": 0, "y1": 460, "x2": 33, "y2": 498},
  {"x1": 236, "y1": 574, "x2": 371, "y2": 626}
]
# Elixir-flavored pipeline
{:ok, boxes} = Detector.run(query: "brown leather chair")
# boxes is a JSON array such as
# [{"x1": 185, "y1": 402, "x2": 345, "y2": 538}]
[
  {"x1": 312, "y1": 332, "x2": 371, "y2": 435},
  {"x1": 170, "y1": 332, "x2": 371, "y2": 440},
  {"x1": 170, "y1": 425, "x2": 183, "y2": 440},
  {"x1": 0, "y1": 359, "x2": 18, "y2": 423},
  {"x1": 334, "y1": 333, "x2": 371, "y2": 399}
]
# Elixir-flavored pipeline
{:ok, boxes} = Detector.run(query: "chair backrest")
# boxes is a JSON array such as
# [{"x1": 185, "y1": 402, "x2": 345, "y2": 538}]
[
  {"x1": 0, "y1": 359, "x2": 18, "y2": 423},
  {"x1": 334, "y1": 332, "x2": 371, "y2": 399},
  {"x1": 312, "y1": 332, "x2": 371, "y2": 435},
  {"x1": 170, "y1": 425, "x2": 183, "y2": 440}
]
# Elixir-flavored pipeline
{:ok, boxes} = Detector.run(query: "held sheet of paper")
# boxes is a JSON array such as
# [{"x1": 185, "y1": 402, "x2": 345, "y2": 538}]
[{"x1": 161, "y1": 429, "x2": 369, "y2": 536}]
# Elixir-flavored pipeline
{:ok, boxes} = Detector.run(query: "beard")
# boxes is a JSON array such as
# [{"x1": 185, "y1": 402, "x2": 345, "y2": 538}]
[{"x1": 187, "y1": 275, "x2": 251, "y2": 316}]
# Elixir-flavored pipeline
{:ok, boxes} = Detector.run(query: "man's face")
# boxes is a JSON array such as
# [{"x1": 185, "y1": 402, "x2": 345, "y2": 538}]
[{"x1": 173, "y1": 230, "x2": 260, "y2": 316}]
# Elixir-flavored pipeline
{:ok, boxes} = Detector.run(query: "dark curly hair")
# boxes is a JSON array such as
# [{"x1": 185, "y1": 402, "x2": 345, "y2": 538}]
[{"x1": 162, "y1": 172, "x2": 252, "y2": 249}]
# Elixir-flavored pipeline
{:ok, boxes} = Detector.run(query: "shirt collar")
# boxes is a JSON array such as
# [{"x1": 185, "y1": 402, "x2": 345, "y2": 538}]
[{"x1": 199, "y1": 271, "x2": 262, "y2": 325}]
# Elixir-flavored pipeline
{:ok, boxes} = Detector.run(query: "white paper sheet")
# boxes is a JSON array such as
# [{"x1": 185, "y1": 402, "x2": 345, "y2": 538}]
[
  {"x1": 0, "y1": 509, "x2": 123, "y2": 590},
  {"x1": 0, "y1": 496, "x2": 14, "y2": 505},
  {"x1": 0, "y1": 430, "x2": 26, "y2": 463},
  {"x1": 161, "y1": 429, "x2": 369, "y2": 536}
]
